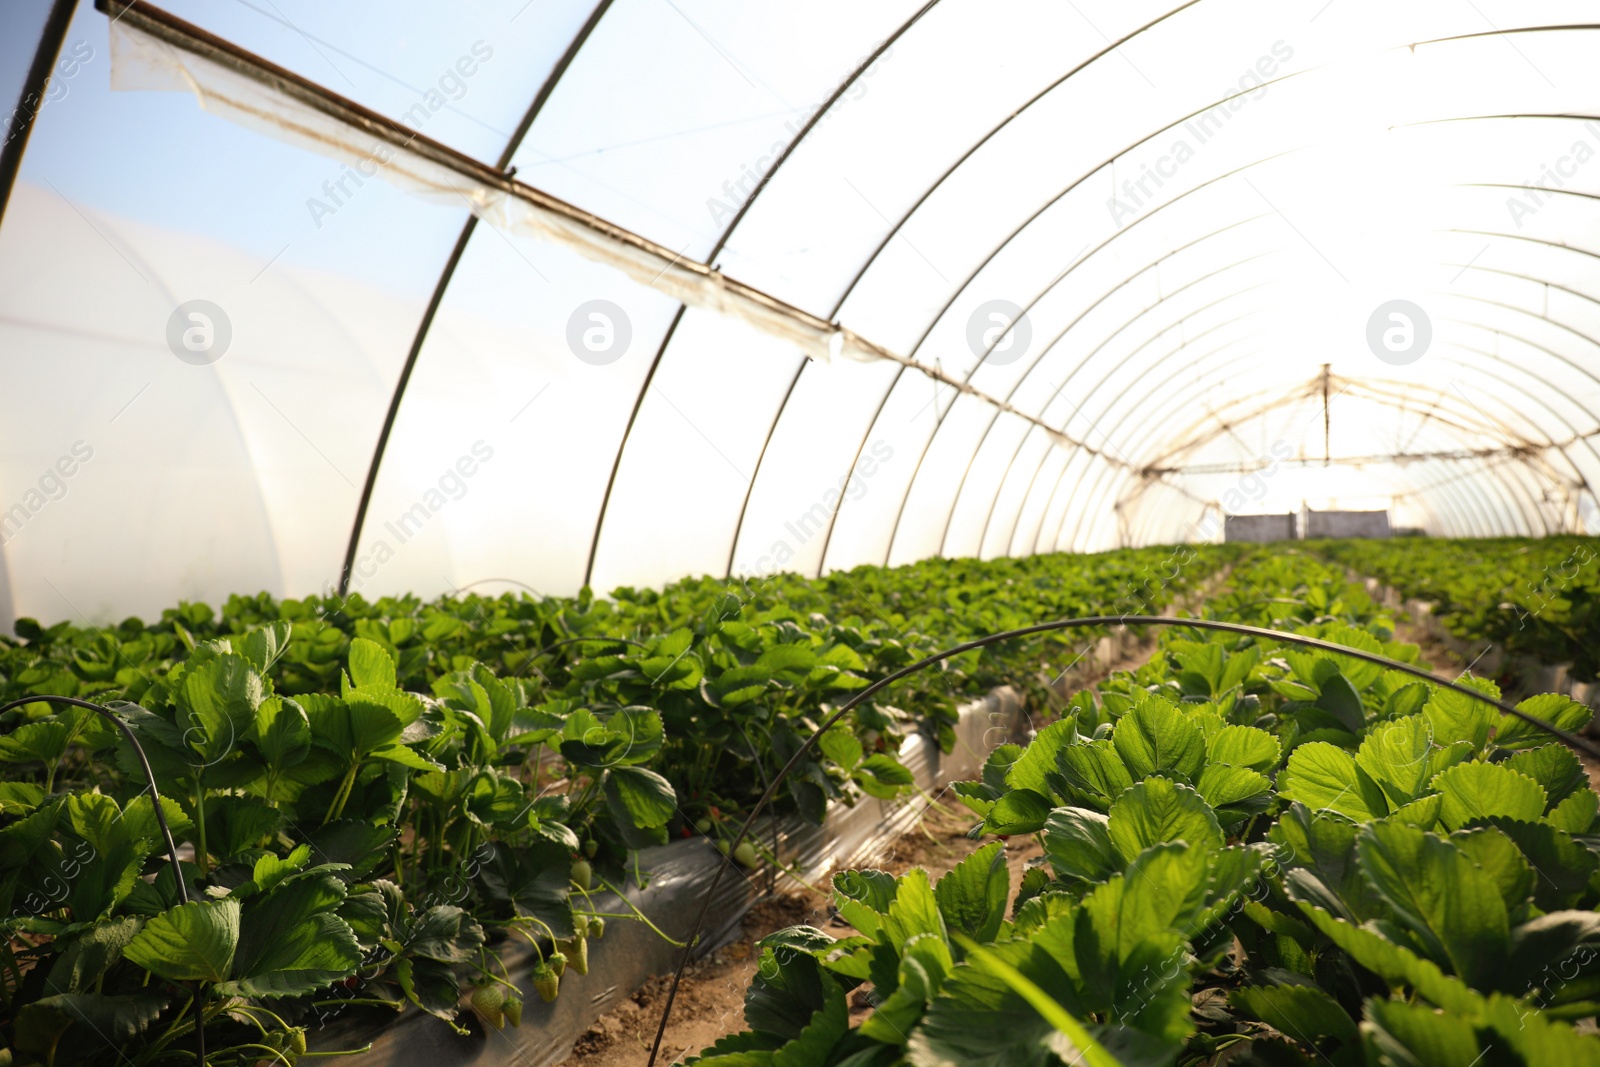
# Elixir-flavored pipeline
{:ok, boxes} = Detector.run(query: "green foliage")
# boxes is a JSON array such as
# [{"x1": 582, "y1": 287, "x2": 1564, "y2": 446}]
[{"x1": 692, "y1": 544, "x2": 1600, "y2": 1066}]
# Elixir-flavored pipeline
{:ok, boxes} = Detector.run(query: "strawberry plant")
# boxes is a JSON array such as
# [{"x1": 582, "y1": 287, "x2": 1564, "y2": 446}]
[
  {"x1": 684, "y1": 547, "x2": 1600, "y2": 1066},
  {"x1": 1318, "y1": 536, "x2": 1600, "y2": 681},
  {"x1": 0, "y1": 545, "x2": 1228, "y2": 1064}
]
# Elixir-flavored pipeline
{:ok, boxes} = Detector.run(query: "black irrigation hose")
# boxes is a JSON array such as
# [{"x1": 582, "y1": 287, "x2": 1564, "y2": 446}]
[
  {"x1": 0, "y1": 694, "x2": 205, "y2": 1065},
  {"x1": 645, "y1": 614, "x2": 1600, "y2": 1064}
]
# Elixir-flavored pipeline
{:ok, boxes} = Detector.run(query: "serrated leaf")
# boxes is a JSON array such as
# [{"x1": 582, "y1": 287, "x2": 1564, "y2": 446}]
[
  {"x1": 1423, "y1": 677, "x2": 1499, "y2": 752},
  {"x1": 604, "y1": 766, "x2": 677, "y2": 829},
  {"x1": 856, "y1": 754, "x2": 914, "y2": 800},
  {"x1": 1195, "y1": 763, "x2": 1272, "y2": 810},
  {"x1": 1548, "y1": 788, "x2": 1598, "y2": 833},
  {"x1": 1291, "y1": 899, "x2": 1483, "y2": 1013},
  {"x1": 1362, "y1": 996, "x2": 1482, "y2": 1067},
  {"x1": 1355, "y1": 821, "x2": 1508, "y2": 989},
  {"x1": 935, "y1": 841, "x2": 1009, "y2": 945},
  {"x1": 1505, "y1": 745, "x2": 1585, "y2": 808},
  {"x1": 1231, "y1": 982, "x2": 1358, "y2": 1045},
  {"x1": 1496, "y1": 692, "x2": 1593, "y2": 749},
  {"x1": 832, "y1": 869, "x2": 898, "y2": 939},
  {"x1": 1432, "y1": 761, "x2": 1546, "y2": 832},
  {"x1": 124, "y1": 898, "x2": 240, "y2": 983},
  {"x1": 1206, "y1": 724, "x2": 1280, "y2": 773},
  {"x1": 1111, "y1": 696, "x2": 1205, "y2": 784},
  {"x1": 1106, "y1": 778, "x2": 1222, "y2": 866},
  {"x1": 1316, "y1": 672, "x2": 1367, "y2": 735},
  {"x1": 347, "y1": 637, "x2": 398, "y2": 690},
  {"x1": 1354, "y1": 715, "x2": 1434, "y2": 809},
  {"x1": 983, "y1": 789, "x2": 1053, "y2": 835},
  {"x1": 1043, "y1": 807, "x2": 1120, "y2": 886},
  {"x1": 1449, "y1": 827, "x2": 1534, "y2": 913},
  {"x1": 219, "y1": 911, "x2": 361, "y2": 997},
  {"x1": 1058, "y1": 740, "x2": 1135, "y2": 810},
  {"x1": 1005, "y1": 718, "x2": 1077, "y2": 798},
  {"x1": 1279, "y1": 742, "x2": 1388, "y2": 821}
]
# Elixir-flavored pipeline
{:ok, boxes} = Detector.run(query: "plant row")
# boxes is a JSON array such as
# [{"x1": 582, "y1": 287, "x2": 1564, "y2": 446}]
[
  {"x1": 691, "y1": 547, "x2": 1600, "y2": 1066},
  {"x1": 0, "y1": 544, "x2": 1226, "y2": 1065},
  {"x1": 1316, "y1": 536, "x2": 1599, "y2": 681}
]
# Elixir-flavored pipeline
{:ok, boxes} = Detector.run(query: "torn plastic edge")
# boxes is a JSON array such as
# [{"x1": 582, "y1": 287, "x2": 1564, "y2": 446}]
[{"x1": 100, "y1": 0, "x2": 1124, "y2": 465}]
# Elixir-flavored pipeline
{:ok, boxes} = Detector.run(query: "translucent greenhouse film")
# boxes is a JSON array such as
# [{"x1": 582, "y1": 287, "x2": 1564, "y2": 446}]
[
  {"x1": 6, "y1": 5, "x2": 1600, "y2": 1067},
  {"x1": 2, "y1": 0, "x2": 1598, "y2": 628}
]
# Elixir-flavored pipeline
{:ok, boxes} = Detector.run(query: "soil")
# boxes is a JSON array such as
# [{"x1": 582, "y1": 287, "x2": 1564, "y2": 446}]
[
  {"x1": 556, "y1": 618, "x2": 1173, "y2": 1065},
  {"x1": 557, "y1": 804, "x2": 1046, "y2": 1066}
]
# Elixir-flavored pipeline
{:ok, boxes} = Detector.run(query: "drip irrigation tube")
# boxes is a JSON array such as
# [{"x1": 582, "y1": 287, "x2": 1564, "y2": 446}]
[
  {"x1": 645, "y1": 613, "x2": 1600, "y2": 1064},
  {"x1": 0, "y1": 694, "x2": 204, "y2": 1065}
]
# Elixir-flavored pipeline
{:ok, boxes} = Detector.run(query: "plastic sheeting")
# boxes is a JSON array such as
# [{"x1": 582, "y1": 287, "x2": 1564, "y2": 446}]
[
  {"x1": 3, "y1": 0, "x2": 1600, "y2": 626},
  {"x1": 310, "y1": 686, "x2": 1021, "y2": 1067}
]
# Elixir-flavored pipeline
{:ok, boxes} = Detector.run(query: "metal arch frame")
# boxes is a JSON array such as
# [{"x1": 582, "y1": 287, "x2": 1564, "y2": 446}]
[
  {"x1": 806, "y1": 151, "x2": 1300, "y2": 574},
  {"x1": 923, "y1": 272, "x2": 1281, "y2": 561},
  {"x1": 0, "y1": 0, "x2": 79, "y2": 234},
  {"x1": 1051, "y1": 344, "x2": 1565, "y2": 553},
  {"x1": 52, "y1": 4, "x2": 1600, "y2": 593},
  {"x1": 582, "y1": 304, "x2": 687, "y2": 587},
  {"x1": 991, "y1": 225, "x2": 1600, "y2": 558},
  {"x1": 202, "y1": 0, "x2": 1600, "y2": 592},
  {"x1": 719, "y1": 4, "x2": 1276, "y2": 578},
  {"x1": 601, "y1": 4, "x2": 938, "y2": 586},
  {"x1": 1032, "y1": 301, "x2": 1600, "y2": 555},
  {"x1": 1426, "y1": 446, "x2": 1582, "y2": 530},
  {"x1": 934, "y1": 254, "x2": 1280, "y2": 560},
  {"x1": 1071, "y1": 353, "x2": 1587, "y2": 548},
  {"x1": 338, "y1": 0, "x2": 619, "y2": 597},
  {"x1": 1032, "y1": 337, "x2": 1280, "y2": 555},
  {"x1": 973, "y1": 334, "x2": 1273, "y2": 560},
  {"x1": 1122, "y1": 439, "x2": 1505, "y2": 544},
  {"x1": 820, "y1": 134, "x2": 1600, "y2": 576},
  {"x1": 733, "y1": 36, "x2": 1600, "y2": 580},
  {"x1": 915, "y1": 243, "x2": 1281, "y2": 556},
  {"x1": 1054, "y1": 323, "x2": 1600, "y2": 554},
  {"x1": 896, "y1": 174, "x2": 1600, "y2": 538},
  {"x1": 908, "y1": 178, "x2": 1600, "y2": 511},
  {"x1": 1139, "y1": 371, "x2": 1569, "y2": 480},
  {"x1": 804, "y1": 152, "x2": 1306, "y2": 574},
  {"x1": 1139, "y1": 383, "x2": 1561, "y2": 537}
]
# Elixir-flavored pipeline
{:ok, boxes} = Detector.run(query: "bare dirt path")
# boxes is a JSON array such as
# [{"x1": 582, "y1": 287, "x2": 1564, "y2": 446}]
[
  {"x1": 561, "y1": 634, "x2": 1170, "y2": 1066},
  {"x1": 558, "y1": 805, "x2": 1045, "y2": 1066}
]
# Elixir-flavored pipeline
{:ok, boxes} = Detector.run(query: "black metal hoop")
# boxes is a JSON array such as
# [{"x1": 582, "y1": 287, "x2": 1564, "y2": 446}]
[
  {"x1": 0, "y1": 694, "x2": 204, "y2": 1064},
  {"x1": 645, "y1": 614, "x2": 1599, "y2": 1064}
]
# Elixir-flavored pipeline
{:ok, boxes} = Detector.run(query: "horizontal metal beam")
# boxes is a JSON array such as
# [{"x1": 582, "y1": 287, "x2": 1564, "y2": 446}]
[
  {"x1": 1146, "y1": 446, "x2": 1546, "y2": 477},
  {"x1": 97, "y1": 0, "x2": 1122, "y2": 464}
]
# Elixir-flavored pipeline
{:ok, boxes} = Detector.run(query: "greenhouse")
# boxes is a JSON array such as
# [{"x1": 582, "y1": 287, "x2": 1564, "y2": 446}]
[{"x1": 2, "y1": 1, "x2": 1599, "y2": 1064}]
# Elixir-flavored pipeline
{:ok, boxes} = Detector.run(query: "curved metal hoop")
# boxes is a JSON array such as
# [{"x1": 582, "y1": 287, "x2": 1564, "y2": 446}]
[
  {"x1": 0, "y1": 693, "x2": 204, "y2": 1063},
  {"x1": 646, "y1": 614, "x2": 1599, "y2": 1063}
]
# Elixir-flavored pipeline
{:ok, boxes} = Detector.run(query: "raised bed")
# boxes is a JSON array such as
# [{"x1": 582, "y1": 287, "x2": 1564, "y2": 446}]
[
  {"x1": 1360, "y1": 576, "x2": 1598, "y2": 709},
  {"x1": 310, "y1": 687, "x2": 1022, "y2": 1067}
]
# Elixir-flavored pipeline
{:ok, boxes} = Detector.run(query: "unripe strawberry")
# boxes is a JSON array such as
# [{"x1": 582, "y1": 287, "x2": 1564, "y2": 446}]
[
  {"x1": 471, "y1": 983, "x2": 506, "y2": 1028},
  {"x1": 588, "y1": 915, "x2": 605, "y2": 940},
  {"x1": 531, "y1": 963, "x2": 559, "y2": 1003},
  {"x1": 503, "y1": 992, "x2": 523, "y2": 1027},
  {"x1": 571, "y1": 858, "x2": 592, "y2": 891},
  {"x1": 694, "y1": 817, "x2": 712, "y2": 834},
  {"x1": 548, "y1": 949, "x2": 567, "y2": 978},
  {"x1": 733, "y1": 841, "x2": 759, "y2": 869},
  {"x1": 557, "y1": 935, "x2": 588, "y2": 976}
]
